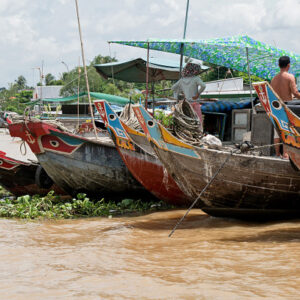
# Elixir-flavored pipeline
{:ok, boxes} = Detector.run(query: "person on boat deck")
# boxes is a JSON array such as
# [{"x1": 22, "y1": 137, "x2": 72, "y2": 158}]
[
  {"x1": 171, "y1": 62, "x2": 206, "y2": 128},
  {"x1": 271, "y1": 56, "x2": 300, "y2": 158}
]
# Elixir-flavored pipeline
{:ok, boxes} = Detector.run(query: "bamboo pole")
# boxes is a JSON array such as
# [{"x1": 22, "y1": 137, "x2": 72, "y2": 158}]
[
  {"x1": 145, "y1": 42, "x2": 150, "y2": 110},
  {"x1": 74, "y1": 0, "x2": 98, "y2": 138},
  {"x1": 77, "y1": 56, "x2": 81, "y2": 129}
]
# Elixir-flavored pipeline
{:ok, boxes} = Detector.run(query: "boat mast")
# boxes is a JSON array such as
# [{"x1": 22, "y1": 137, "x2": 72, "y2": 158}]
[
  {"x1": 179, "y1": 0, "x2": 190, "y2": 78},
  {"x1": 74, "y1": 0, "x2": 98, "y2": 138}
]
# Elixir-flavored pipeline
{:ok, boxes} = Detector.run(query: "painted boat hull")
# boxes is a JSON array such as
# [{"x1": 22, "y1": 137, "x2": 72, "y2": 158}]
[
  {"x1": 154, "y1": 145, "x2": 300, "y2": 210},
  {"x1": 94, "y1": 101, "x2": 188, "y2": 206},
  {"x1": 253, "y1": 81, "x2": 300, "y2": 170},
  {"x1": 134, "y1": 105, "x2": 300, "y2": 219},
  {"x1": 117, "y1": 146, "x2": 188, "y2": 206},
  {"x1": 0, "y1": 155, "x2": 61, "y2": 197},
  {"x1": 9, "y1": 121, "x2": 147, "y2": 198}
]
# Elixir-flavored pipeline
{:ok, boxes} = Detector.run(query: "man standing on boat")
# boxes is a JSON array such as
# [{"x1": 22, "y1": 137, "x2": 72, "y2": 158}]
[
  {"x1": 271, "y1": 56, "x2": 300, "y2": 101},
  {"x1": 171, "y1": 62, "x2": 206, "y2": 128},
  {"x1": 271, "y1": 56, "x2": 300, "y2": 157}
]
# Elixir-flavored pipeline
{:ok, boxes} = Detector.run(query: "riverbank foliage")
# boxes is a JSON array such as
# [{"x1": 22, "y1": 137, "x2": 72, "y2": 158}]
[{"x1": 0, "y1": 190, "x2": 172, "y2": 220}]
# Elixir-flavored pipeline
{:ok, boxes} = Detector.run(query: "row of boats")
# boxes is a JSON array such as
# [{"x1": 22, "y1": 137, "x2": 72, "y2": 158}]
[{"x1": 1, "y1": 80, "x2": 300, "y2": 220}]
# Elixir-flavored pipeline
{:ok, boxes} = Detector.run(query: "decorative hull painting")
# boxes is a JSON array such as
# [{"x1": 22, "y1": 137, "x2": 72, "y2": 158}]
[
  {"x1": 94, "y1": 100, "x2": 188, "y2": 206},
  {"x1": 0, "y1": 151, "x2": 61, "y2": 197},
  {"x1": 253, "y1": 81, "x2": 300, "y2": 170},
  {"x1": 133, "y1": 105, "x2": 300, "y2": 219},
  {"x1": 9, "y1": 121, "x2": 146, "y2": 197}
]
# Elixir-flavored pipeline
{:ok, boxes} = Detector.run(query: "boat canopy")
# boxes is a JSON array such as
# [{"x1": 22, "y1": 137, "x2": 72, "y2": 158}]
[
  {"x1": 110, "y1": 35, "x2": 300, "y2": 81},
  {"x1": 95, "y1": 57, "x2": 208, "y2": 82},
  {"x1": 29, "y1": 92, "x2": 130, "y2": 106}
]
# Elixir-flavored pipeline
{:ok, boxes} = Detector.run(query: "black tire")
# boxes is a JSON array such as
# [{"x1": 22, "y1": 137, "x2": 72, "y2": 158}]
[{"x1": 35, "y1": 165, "x2": 54, "y2": 189}]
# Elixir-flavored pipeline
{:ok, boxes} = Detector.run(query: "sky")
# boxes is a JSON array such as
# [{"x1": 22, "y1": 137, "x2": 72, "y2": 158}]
[{"x1": 0, "y1": 0, "x2": 299, "y2": 88}]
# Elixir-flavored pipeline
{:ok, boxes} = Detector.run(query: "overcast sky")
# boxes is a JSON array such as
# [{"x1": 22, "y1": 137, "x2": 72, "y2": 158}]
[{"x1": 0, "y1": 0, "x2": 299, "y2": 88}]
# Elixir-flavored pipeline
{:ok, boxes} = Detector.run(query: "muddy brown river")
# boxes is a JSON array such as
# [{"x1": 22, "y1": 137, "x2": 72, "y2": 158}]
[{"x1": 1, "y1": 210, "x2": 300, "y2": 299}]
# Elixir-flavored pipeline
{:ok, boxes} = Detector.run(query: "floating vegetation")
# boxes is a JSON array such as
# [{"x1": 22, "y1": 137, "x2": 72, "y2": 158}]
[
  {"x1": 0, "y1": 190, "x2": 172, "y2": 220},
  {"x1": 0, "y1": 186, "x2": 11, "y2": 198}
]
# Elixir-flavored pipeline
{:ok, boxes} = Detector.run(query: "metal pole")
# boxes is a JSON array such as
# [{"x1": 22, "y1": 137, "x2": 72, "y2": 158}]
[
  {"x1": 145, "y1": 42, "x2": 150, "y2": 110},
  {"x1": 74, "y1": 0, "x2": 98, "y2": 138},
  {"x1": 183, "y1": 0, "x2": 189, "y2": 39},
  {"x1": 179, "y1": 0, "x2": 190, "y2": 78},
  {"x1": 246, "y1": 47, "x2": 256, "y2": 114}
]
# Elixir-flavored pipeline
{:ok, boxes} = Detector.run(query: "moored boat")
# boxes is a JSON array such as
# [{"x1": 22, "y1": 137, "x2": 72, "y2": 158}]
[
  {"x1": 0, "y1": 151, "x2": 62, "y2": 197},
  {"x1": 94, "y1": 100, "x2": 188, "y2": 206},
  {"x1": 0, "y1": 129, "x2": 62, "y2": 196},
  {"x1": 132, "y1": 104, "x2": 300, "y2": 220},
  {"x1": 8, "y1": 119, "x2": 148, "y2": 198}
]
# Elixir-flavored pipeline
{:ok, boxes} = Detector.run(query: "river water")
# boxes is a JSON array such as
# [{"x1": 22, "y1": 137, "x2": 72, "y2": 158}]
[{"x1": 1, "y1": 210, "x2": 300, "y2": 299}]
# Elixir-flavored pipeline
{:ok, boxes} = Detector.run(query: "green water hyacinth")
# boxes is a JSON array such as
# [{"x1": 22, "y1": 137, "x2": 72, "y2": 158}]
[{"x1": 0, "y1": 191, "x2": 172, "y2": 220}]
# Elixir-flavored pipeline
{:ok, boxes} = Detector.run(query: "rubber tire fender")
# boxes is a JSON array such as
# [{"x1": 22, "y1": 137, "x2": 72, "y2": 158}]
[{"x1": 35, "y1": 165, "x2": 54, "y2": 189}]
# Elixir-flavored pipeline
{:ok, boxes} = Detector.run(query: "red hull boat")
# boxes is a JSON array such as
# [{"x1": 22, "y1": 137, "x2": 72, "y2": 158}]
[
  {"x1": 95, "y1": 101, "x2": 188, "y2": 206},
  {"x1": 0, "y1": 151, "x2": 62, "y2": 197}
]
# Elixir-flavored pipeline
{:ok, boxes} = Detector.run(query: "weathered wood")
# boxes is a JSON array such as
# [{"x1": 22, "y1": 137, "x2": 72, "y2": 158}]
[
  {"x1": 0, "y1": 153, "x2": 62, "y2": 197},
  {"x1": 134, "y1": 105, "x2": 300, "y2": 219},
  {"x1": 95, "y1": 101, "x2": 188, "y2": 206},
  {"x1": 9, "y1": 120, "x2": 148, "y2": 198}
]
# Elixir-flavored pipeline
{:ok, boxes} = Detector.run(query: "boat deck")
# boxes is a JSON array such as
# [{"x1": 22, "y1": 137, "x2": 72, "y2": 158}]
[{"x1": 0, "y1": 128, "x2": 37, "y2": 163}]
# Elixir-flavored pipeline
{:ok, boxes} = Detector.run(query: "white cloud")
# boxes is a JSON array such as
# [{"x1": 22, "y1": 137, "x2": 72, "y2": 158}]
[{"x1": 0, "y1": 0, "x2": 299, "y2": 87}]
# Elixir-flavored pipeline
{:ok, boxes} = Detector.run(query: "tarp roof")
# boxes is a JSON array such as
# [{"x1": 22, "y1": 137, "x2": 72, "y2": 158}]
[
  {"x1": 27, "y1": 92, "x2": 130, "y2": 106},
  {"x1": 95, "y1": 57, "x2": 209, "y2": 83},
  {"x1": 94, "y1": 58, "x2": 185, "y2": 82},
  {"x1": 110, "y1": 35, "x2": 300, "y2": 81}
]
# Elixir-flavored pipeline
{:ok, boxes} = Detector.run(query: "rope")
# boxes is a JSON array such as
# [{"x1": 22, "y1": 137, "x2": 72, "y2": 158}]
[
  {"x1": 169, "y1": 149, "x2": 237, "y2": 237},
  {"x1": 119, "y1": 104, "x2": 142, "y2": 131},
  {"x1": 252, "y1": 142, "x2": 282, "y2": 151},
  {"x1": 74, "y1": 0, "x2": 98, "y2": 139},
  {"x1": 173, "y1": 100, "x2": 203, "y2": 145},
  {"x1": 168, "y1": 141, "x2": 284, "y2": 237},
  {"x1": 20, "y1": 140, "x2": 27, "y2": 156}
]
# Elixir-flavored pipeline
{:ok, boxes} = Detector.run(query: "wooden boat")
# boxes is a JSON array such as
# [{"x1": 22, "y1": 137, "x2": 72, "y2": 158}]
[
  {"x1": 0, "y1": 151, "x2": 62, "y2": 197},
  {"x1": 0, "y1": 129, "x2": 62, "y2": 196},
  {"x1": 253, "y1": 81, "x2": 300, "y2": 170},
  {"x1": 132, "y1": 104, "x2": 300, "y2": 220},
  {"x1": 94, "y1": 100, "x2": 188, "y2": 206},
  {"x1": 8, "y1": 120, "x2": 147, "y2": 198}
]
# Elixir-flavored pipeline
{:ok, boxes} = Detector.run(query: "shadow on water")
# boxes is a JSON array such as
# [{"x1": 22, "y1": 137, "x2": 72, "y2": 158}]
[
  {"x1": 218, "y1": 227, "x2": 300, "y2": 243},
  {"x1": 119, "y1": 210, "x2": 300, "y2": 241},
  {"x1": 127, "y1": 212, "x2": 279, "y2": 231}
]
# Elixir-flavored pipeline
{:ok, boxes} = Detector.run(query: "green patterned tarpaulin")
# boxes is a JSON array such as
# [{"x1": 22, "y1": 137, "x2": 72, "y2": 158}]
[
  {"x1": 110, "y1": 35, "x2": 300, "y2": 81},
  {"x1": 28, "y1": 92, "x2": 130, "y2": 106}
]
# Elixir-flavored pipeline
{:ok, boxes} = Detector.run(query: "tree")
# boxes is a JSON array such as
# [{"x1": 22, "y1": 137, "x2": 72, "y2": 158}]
[
  {"x1": 45, "y1": 73, "x2": 55, "y2": 85},
  {"x1": 15, "y1": 75, "x2": 27, "y2": 90},
  {"x1": 92, "y1": 54, "x2": 117, "y2": 65}
]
